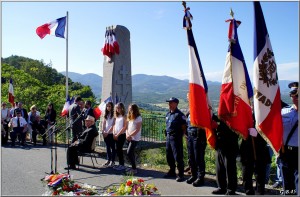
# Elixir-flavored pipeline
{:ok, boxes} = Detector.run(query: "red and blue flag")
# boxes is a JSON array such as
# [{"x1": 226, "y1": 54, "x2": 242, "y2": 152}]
[
  {"x1": 253, "y1": 2, "x2": 283, "y2": 154},
  {"x1": 36, "y1": 16, "x2": 66, "y2": 39},
  {"x1": 184, "y1": 7, "x2": 215, "y2": 149},
  {"x1": 218, "y1": 18, "x2": 253, "y2": 140}
]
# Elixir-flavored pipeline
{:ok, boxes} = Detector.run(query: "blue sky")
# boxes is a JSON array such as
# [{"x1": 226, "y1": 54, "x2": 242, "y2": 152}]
[{"x1": 2, "y1": 1, "x2": 299, "y2": 82}]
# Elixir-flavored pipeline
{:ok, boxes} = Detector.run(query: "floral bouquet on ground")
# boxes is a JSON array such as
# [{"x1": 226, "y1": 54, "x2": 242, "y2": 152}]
[
  {"x1": 102, "y1": 177, "x2": 160, "y2": 196},
  {"x1": 41, "y1": 173, "x2": 98, "y2": 196}
]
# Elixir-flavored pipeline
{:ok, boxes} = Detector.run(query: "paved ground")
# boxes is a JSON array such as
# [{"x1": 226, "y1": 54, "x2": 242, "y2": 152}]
[{"x1": 1, "y1": 141, "x2": 281, "y2": 196}]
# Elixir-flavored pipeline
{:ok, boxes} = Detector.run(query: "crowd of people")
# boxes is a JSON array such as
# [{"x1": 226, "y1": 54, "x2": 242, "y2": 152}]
[
  {"x1": 1, "y1": 101, "x2": 56, "y2": 146},
  {"x1": 1, "y1": 81, "x2": 298, "y2": 195},
  {"x1": 162, "y1": 81, "x2": 298, "y2": 196}
]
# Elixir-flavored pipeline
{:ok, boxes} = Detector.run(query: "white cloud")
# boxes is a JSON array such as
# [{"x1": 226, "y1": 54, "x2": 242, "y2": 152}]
[{"x1": 277, "y1": 62, "x2": 299, "y2": 81}]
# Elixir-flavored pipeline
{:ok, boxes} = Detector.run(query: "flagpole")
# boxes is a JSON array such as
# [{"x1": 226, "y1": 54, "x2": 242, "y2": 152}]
[{"x1": 66, "y1": 11, "x2": 69, "y2": 144}]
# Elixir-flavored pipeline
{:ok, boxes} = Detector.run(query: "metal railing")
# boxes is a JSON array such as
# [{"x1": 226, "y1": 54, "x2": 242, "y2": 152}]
[{"x1": 95, "y1": 114, "x2": 166, "y2": 149}]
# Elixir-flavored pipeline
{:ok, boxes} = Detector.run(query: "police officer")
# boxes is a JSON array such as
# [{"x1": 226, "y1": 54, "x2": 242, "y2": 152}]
[
  {"x1": 211, "y1": 114, "x2": 239, "y2": 195},
  {"x1": 280, "y1": 81, "x2": 298, "y2": 195},
  {"x1": 164, "y1": 97, "x2": 187, "y2": 182},
  {"x1": 185, "y1": 92, "x2": 207, "y2": 187}
]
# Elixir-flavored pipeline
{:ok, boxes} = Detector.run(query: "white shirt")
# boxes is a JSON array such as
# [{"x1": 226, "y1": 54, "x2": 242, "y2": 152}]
[
  {"x1": 1, "y1": 108, "x2": 10, "y2": 121},
  {"x1": 127, "y1": 116, "x2": 142, "y2": 141},
  {"x1": 10, "y1": 116, "x2": 27, "y2": 128},
  {"x1": 114, "y1": 115, "x2": 125, "y2": 135},
  {"x1": 103, "y1": 116, "x2": 115, "y2": 134}
]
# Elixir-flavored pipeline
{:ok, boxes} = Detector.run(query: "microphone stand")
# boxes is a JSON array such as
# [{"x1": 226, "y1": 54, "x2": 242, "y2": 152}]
[
  {"x1": 56, "y1": 112, "x2": 84, "y2": 175},
  {"x1": 43, "y1": 123, "x2": 56, "y2": 175}
]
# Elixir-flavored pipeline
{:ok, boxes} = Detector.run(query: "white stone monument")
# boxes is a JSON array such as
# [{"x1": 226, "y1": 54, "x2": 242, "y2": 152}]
[{"x1": 101, "y1": 25, "x2": 132, "y2": 111}]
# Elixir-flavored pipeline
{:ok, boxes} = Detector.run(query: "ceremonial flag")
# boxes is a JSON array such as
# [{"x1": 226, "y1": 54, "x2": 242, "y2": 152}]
[
  {"x1": 218, "y1": 18, "x2": 253, "y2": 140},
  {"x1": 61, "y1": 96, "x2": 74, "y2": 117},
  {"x1": 93, "y1": 96, "x2": 113, "y2": 120},
  {"x1": 183, "y1": 5, "x2": 215, "y2": 148},
  {"x1": 36, "y1": 16, "x2": 66, "y2": 39},
  {"x1": 253, "y1": 2, "x2": 283, "y2": 154},
  {"x1": 8, "y1": 78, "x2": 15, "y2": 106}
]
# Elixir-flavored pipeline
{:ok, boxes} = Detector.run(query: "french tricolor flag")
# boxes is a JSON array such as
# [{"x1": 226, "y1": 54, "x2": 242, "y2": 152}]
[
  {"x1": 184, "y1": 7, "x2": 215, "y2": 148},
  {"x1": 8, "y1": 78, "x2": 15, "y2": 106},
  {"x1": 60, "y1": 96, "x2": 74, "y2": 117},
  {"x1": 36, "y1": 16, "x2": 66, "y2": 39},
  {"x1": 218, "y1": 18, "x2": 253, "y2": 140},
  {"x1": 93, "y1": 96, "x2": 113, "y2": 120},
  {"x1": 253, "y1": 2, "x2": 283, "y2": 154}
]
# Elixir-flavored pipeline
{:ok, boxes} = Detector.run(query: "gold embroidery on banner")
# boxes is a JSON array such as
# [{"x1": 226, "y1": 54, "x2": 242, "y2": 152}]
[{"x1": 258, "y1": 48, "x2": 278, "y2": 87}]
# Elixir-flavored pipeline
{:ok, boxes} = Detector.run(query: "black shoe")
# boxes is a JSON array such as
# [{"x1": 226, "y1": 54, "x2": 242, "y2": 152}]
[
  {"x1": 212, "y1": 188, "x2": 227, "y2": 195},
  {"x1": 186, "y1": 176, "x2": 197, "y2": 184},
  {"x1": 176, "y1": 176, "x2": 185, "y2": 182},
  {"x1": 192, "y1": 178, "x2": 204, "y2": 187},
  {"x1": 245, "y1": 189, "x2": 255, "y2": 195},
  {"x1": 225, "y1": 190, "x2": 237, "y2": 195},
  {"x1": 163, "y1": 171, "x2": 176, "y2": 178},
  {"x1": 64, "y1": 165, "x2": 77, "y2": 170}
]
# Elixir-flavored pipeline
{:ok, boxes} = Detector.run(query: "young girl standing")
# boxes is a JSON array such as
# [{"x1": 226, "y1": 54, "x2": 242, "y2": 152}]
[
  {"x1": 125, "y1": 104, "x2": 142, "y2": 174},
  {"x1": 101, "y1": 101, "x2": 116, "y2": 167},
  {"x1": 113, "y1": 102, "x2": 127, "y2": 171}
]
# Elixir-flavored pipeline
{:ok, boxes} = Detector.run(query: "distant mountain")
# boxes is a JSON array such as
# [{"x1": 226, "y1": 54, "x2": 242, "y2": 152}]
[
  {"x1": 61, "y1": 71, "x2": 102, "y2": 98},
  {"x1": 61, "y1": 71, "x2": 293, "y2": 111}
]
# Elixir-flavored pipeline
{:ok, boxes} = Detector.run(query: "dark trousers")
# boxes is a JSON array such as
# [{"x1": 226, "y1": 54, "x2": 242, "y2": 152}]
[
  {"x1": 32, "y1": 129, "x2": 47, "y2": 145},
  {"x1": 215, "y1": 149, "x2": 238, "y2": 192},
  {"x1": 281, "y1": 147, "x2": 298, "y2": 195},
  {"x1": 2, "y1": 122, "x2": 9, "y2": 144},
  {"x1": 127, "y1": 140, "x2": 138, "y2": 169},
  {"x1": 66, "y1": 145, "x2": 79, "y2": 167},
  {"x1": 187, "y1": 133, "x2": 206, "y2": 179},
  {"x1": 10, "y1": 127, "x2": 26, "y2": 145},
  {"x1": 240, "y1": 136, "x2": 269, "y2": 195},
  {"x1": 115, "y1": 134, "x2": 126, "y2": 165},
  {"x1": 104, "y1": 134, "x2": 116, "y2": 162},
  {"x1": 166, "y1": 134, "x2": 184, "y2": 177}
]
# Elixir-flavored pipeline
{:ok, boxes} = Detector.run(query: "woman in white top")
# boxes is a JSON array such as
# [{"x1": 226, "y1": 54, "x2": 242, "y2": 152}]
[
  {"x1": 125, "y1": 104, "x2": 142, "y2": 174},
  {"x1": 112, "y1": 102, "x2": 127, "y2": 171},
  {"x1": 101, "y1": 101, "x2": 116, "y2": 167}
]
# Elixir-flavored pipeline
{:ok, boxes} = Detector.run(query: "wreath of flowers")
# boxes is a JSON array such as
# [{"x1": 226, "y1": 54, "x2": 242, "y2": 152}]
[
  {"x1": 41, "y1": 173, "x2": 98, "y2": 196},
  {"x1": 102, "y1": 177, "x2": 160, "y2": 196}
]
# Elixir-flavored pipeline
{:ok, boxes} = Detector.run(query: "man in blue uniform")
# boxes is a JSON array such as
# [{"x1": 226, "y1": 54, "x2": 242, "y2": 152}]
[
  {"x1": 280, "y1": 81, "x2": 298, "y2": 195},
  {"x1": 164, "y1": 97, "x2": 187, "y2": 182},
  {"x1": 185, "y1": 92, "x2": 207, "y2": 187}
]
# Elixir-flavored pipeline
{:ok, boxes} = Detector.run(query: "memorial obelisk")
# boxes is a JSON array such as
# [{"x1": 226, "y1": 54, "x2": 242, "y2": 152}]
[{"x1": 101, "y1": 25, "x2": 132, "y2": 111}]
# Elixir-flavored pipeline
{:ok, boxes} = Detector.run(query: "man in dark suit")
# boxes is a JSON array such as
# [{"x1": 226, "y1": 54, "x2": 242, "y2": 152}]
[
  {"x1": 68, "y1": 96, "x2": 84, "y2": 143},
  {"x1": 65, "y1": 115, "x2": 99, "y2": 169},
  {"x1": 13, "y1": 102, "x2": 28, "y2": 122},
  {"x1": 83, "y1": 100, "x2": 95, "y2": 130}
]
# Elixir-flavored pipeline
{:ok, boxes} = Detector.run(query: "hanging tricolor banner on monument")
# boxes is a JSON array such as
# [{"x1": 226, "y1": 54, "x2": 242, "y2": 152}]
[
  {"x1": 253, "y1": 2, "x2": 283, "y2": 154},
  {"x1": 218, "y1": 10, "x2": 253, "y2": 140},
  {"x1": 101, "y1": 27, "x2": 120, "y2": 62},
  {"x1": 182, "y1": 1, "x2": 215, "y2": 149}
]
